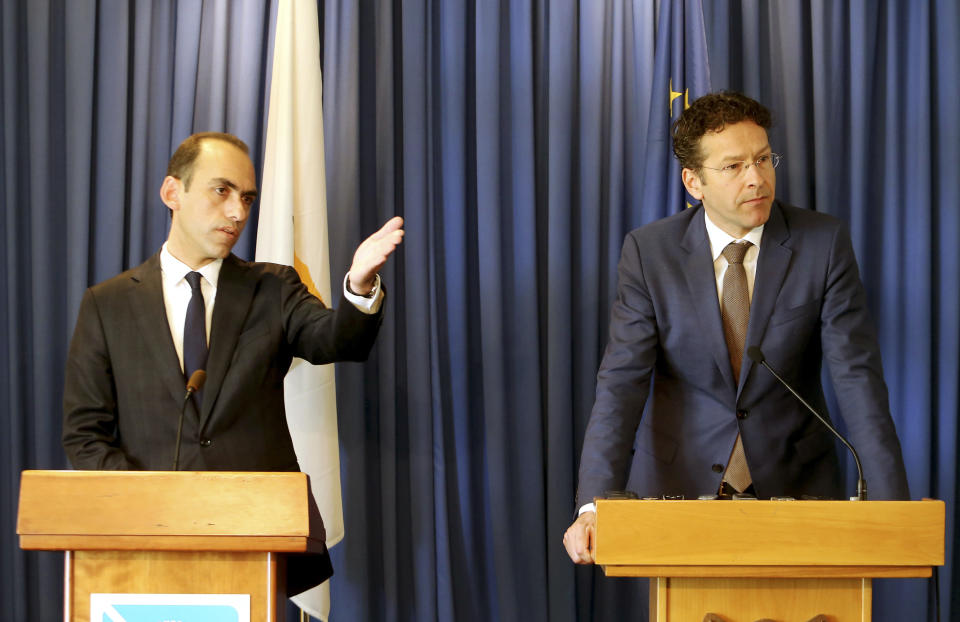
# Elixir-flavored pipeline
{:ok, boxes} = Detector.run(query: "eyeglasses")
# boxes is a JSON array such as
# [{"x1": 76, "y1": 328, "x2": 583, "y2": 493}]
[{"x1": 700, "y1": 153, "x2": 781, "y2": 180}]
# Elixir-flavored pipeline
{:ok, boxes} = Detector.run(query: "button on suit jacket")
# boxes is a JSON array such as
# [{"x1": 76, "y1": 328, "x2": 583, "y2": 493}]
[{"x1": 576, "y1": 202, "x2": 909, "y2": 506}]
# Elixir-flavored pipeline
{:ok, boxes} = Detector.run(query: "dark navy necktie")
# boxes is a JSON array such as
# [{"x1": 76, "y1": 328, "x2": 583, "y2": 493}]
[{"x1": 183, "y1": 271, "x2": 208, "y2": 406}]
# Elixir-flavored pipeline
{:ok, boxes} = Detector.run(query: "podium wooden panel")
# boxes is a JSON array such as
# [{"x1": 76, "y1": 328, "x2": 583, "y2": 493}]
[
  {"x1": 17, "y1": 470, "x2": 324, "y2": 622},
  {"x1": 595, "y1": 499, "x2": 944, "y2": 621}
]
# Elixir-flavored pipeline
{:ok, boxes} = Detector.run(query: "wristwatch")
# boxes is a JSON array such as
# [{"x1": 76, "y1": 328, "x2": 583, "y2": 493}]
[{"x1": 346, "y1": 274, "x2": 379, "y2": 299}]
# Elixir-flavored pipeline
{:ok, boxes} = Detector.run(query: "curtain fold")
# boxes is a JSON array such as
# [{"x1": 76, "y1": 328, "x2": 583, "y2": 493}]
[
  {"x1": 704, "y1": 1, "x2": 960, "y2": 617},
  {"x1": 323, "y1": 1, "x2": 704, "y2": 620},
  {"x1": 1, "y1": 1, "x2": 278, "y2": 619},
  {"x1": 3, "y1": 1, "x2": 958, "y2": 621}
]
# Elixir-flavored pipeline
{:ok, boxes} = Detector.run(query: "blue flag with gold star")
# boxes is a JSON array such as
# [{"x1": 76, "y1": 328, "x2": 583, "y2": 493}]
[{"x1": 640, "y1": 0, "x2": 711, "y2": 216}]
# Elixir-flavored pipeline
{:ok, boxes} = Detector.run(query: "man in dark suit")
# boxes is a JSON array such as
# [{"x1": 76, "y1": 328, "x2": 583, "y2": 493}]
[
  {"x1": 62, "y1": 132, "x2": 403, "y2": 587},
  {"x1": 563, "y1": 92, "x2": 909, "y2": 564}
]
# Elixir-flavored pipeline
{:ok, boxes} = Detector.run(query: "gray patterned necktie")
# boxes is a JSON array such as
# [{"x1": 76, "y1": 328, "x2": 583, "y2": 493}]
[{"x1": 720, "y1": 241, "x2": 752, "y2": 492}]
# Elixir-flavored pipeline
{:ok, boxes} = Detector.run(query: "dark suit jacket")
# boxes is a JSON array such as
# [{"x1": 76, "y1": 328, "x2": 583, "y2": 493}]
[
  {"x1": 576, "y1": 202, "x2": 909, "y2": 506},
  {"x1": 62, "y1": 251, "x2": 383, "y2": 589}
]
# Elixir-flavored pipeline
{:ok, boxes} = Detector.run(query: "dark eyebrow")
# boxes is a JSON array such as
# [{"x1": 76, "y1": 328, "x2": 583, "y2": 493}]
[{"x1": 717, "y1": 145, "x2": 773, "y2": 164}]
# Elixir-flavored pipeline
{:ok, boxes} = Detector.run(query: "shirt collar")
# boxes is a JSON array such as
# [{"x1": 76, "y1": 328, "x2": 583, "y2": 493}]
[
  {"x1": 703, "y1": 211, "x2": 765, "y2": 262},
  {"x1": 160, "y1": 243, "x2": 224, "y2": 288}
]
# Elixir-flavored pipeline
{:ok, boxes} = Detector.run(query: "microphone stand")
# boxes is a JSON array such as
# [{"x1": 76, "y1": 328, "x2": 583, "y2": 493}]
[
  {"x1": 173, "y1": 370, "x2": 206, "y2": 471},
  {"x1": 747, "y1": 347, "x2": 866, "y2": 501}
]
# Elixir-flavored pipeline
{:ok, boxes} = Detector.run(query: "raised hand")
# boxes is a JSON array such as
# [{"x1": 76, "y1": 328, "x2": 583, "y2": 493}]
[{"x1": 347, "y1": 216, "x2": 405, "y2": 294}]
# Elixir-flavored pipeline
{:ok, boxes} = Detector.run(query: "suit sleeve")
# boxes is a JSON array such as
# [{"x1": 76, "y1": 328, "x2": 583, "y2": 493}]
[
  {"x1": 62, "y1": 288, "x2": 136, "y2": 470},
  {"x1": 575, "y1": 233, "x2": 659, "y2": 508},
  {"x1": 277, "y1": 266, "x2": 384, "y2": 364},
  {"x1": 819, "y1": 225, "x2": 910, "y2": 500}
]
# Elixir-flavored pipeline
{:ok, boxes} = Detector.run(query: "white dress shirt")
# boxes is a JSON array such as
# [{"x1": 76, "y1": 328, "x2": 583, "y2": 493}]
[
  {"x1": 703, "y1": 213, "x2": 764, "y2": 304},
  {"x1": 160, "y1": 243, "x2": 382, "y2": 373}
]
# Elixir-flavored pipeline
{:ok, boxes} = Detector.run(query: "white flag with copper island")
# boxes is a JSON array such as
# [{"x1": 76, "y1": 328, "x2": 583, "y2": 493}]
[{"x1": 256, "y1": 0, "x2": 340, "y2": 619}]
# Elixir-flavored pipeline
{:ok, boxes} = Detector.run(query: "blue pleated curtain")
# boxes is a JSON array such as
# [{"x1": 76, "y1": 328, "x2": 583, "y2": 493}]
[
  {"x1": 1, "y1": 2, "x2": 279, "y2": 620},
  {"x1": 702, "y1": 1, "x2": 960, "y2": 616},
  {"x1": 2, "y1": 1, "x2": 959, "y2": 621}
]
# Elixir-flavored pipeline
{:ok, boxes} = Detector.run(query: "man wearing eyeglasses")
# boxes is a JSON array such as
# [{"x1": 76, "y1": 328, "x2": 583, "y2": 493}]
[{"x1": 564, "y1": 92, "x2": 909, "y2": 564}]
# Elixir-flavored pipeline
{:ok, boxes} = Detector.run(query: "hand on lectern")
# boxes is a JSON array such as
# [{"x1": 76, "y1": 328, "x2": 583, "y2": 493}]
[{"x1": 562, "y1": 511, "x2": 596, "y2": 564}]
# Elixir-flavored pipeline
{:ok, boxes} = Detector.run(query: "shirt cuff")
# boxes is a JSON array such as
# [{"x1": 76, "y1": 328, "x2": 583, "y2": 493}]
[
  {"x1": 578, "y1": 502, "x2": 596, "y2": 516},
  {"x1": 343, "y1": 273, "x2": 384, "y2": 314}
]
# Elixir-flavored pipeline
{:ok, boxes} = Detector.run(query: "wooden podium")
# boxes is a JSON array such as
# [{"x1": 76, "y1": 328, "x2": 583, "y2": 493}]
[
  {"x1": 595, "y1": 498, "x2": 944, "y2": 622},
  {"x1": 17, "y1": 470, "x2": 325, "y2": 622}
]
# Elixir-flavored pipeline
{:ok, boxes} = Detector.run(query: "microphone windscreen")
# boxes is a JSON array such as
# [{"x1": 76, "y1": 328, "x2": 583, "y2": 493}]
[
  {"x1": 746, "y1": 346, "x2": 765, "y2": 364},
  {"x1": 187, "y1": 369, "x2": 207, "y2": 393}
]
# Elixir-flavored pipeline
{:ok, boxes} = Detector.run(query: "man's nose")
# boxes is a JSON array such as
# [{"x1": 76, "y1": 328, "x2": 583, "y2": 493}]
[
  {"x1": 743, "y1": 161, "x2": 765, "y2": 185},
  {"x1": 224, "y1": 195, "x2": 248, "y2": 222}
]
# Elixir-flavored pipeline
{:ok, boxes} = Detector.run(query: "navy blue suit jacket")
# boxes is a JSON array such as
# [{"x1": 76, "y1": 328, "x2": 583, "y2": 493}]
[{"x1": 576, "y1": 202, "x2": 909, "y2": 505}]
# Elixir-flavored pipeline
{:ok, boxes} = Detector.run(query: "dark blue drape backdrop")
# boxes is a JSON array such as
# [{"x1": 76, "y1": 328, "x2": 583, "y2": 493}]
[
  {"x1": 2, "y1": 1, "x2": 279, "y2": 619},
  {"x1": 3, "y1": 1, "x2": 958, "y2": 620},
  {"x1": 702, "y1": 1, "x2": 960, "y2": 616}
]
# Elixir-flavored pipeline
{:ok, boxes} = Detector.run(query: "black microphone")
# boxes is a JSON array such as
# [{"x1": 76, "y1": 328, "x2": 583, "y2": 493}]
[
  {"x1": 173, "y1": 369, "x2": 206, "y2": 471},
  {"x1": 746, "y1": 346, "x2": 866, "y2": 501}
]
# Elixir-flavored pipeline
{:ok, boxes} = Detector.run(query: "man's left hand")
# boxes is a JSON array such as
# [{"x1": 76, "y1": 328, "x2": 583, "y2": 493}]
[{"x1": 348, "y1": 216, "x2": 405, "y2": 295}]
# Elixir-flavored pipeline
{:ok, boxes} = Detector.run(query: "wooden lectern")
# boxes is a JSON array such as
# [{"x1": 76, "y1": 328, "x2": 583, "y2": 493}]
[
  {"x1": 17, "y1": 470, "x2": 325, "y2": 622},
  {"x1": 595, "y1": 498, "x2": 944, "y2": 622}
]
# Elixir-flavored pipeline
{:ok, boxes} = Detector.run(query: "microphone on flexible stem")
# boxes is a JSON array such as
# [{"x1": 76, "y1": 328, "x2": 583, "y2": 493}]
[
  {"x1": 746, "y1": 346, "x2": 867, "y2": 501},
  {"x1": 173, "y1": 369, "x2": 206, "y2": 471}
]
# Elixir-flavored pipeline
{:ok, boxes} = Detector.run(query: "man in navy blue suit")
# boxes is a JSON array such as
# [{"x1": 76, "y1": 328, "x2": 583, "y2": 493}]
[{"x1": 563, "y1": 92, "x2": 908, "y2": 564}]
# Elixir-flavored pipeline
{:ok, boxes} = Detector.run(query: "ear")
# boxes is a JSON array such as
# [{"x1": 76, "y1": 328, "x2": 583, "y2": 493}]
[
  {"x1": 681, "y1": 168, "x2": 704, "y2": 200},
  {"x1": 160, "y1": 176, "x2": 183, "y2": 211}
]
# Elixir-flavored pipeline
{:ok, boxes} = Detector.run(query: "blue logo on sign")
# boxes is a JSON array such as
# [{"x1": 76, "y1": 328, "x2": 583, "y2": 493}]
[{"x1": 109, "y1": 604, "x2": 240, "y2": 622}]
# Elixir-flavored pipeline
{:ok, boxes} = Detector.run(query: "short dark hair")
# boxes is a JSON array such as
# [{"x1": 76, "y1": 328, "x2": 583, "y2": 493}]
[
  {"x1": 671, "y1": 92, "x2": 772, "y2": 170},
  {"x1": 166, "y1": 132, "x2": 250, "y2": 190}
]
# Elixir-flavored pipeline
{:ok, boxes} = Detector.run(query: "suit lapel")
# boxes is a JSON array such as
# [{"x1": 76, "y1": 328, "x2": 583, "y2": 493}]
[
  {"x1": 741, "y1": 202, "x2": 792, "y2": 394},
  {"x1": 680, "y1": 208, "x2": 739, "y2": 392},
  {"x1": 199, "y1": 254, "x2": 256, "y2": 429},
  {"x1": 128, "y1": 254, "x2": 194, "y2": 409}
]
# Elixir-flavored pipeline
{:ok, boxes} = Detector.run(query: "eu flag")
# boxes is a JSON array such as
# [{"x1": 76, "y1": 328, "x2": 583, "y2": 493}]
[{"x1": 639, "y1": 0, "x2": 712, "y2": 219}]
